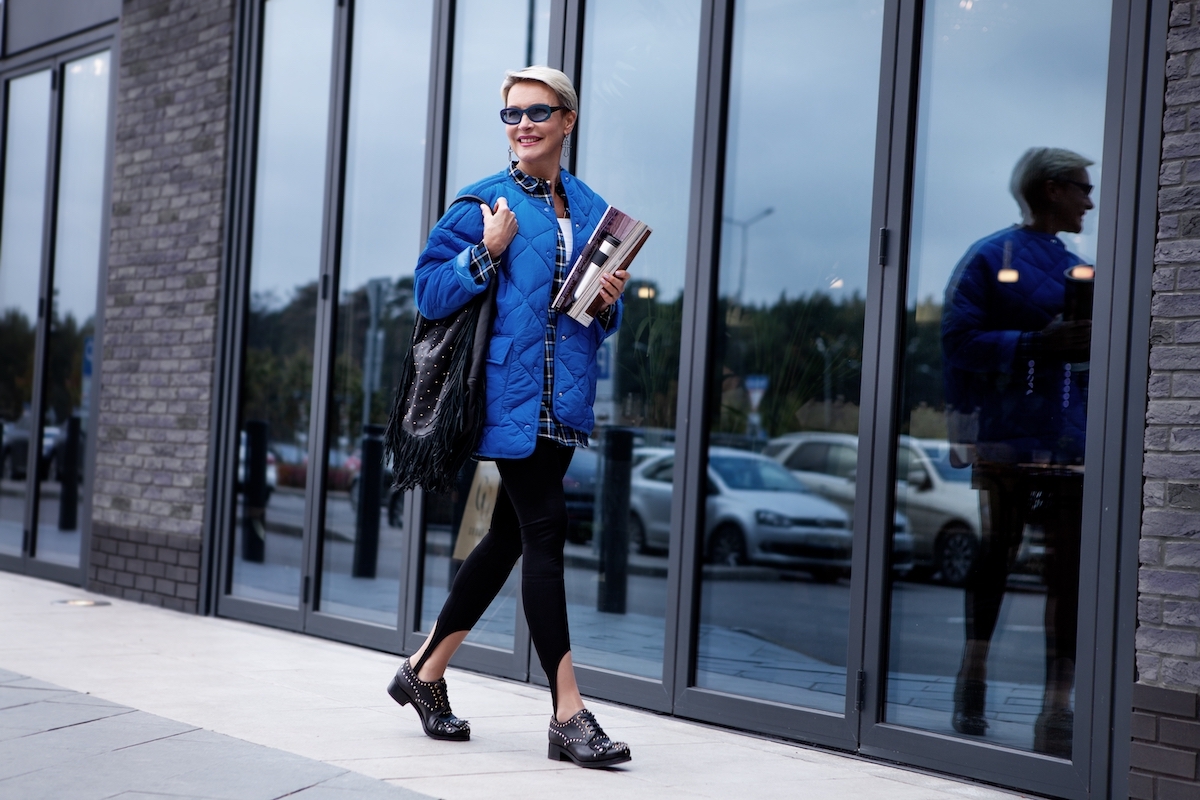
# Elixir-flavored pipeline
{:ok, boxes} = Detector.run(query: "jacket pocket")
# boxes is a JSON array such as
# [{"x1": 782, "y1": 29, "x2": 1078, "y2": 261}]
[{"x1": 487, "y1": 335, "x2": 513, "y2": 365}]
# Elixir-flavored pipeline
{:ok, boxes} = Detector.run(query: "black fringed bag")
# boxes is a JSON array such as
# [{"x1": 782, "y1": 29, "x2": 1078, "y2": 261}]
[{"x1": 384, "y1": 195, "x2": 496, "y2": 495}]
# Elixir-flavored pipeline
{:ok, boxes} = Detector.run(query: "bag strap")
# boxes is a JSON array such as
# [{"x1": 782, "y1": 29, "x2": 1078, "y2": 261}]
[{"x1": 449, "y1": 193, "x2": 489, "y2": 211}]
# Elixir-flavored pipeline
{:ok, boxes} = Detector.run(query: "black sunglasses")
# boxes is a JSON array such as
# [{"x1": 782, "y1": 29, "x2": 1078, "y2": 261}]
[
  {"x1": 500, "y1": 104, "x2": 567, "y2": 125},
  {"x1": 1056, "y1": 178, "x2": 1094, "y2": 196}
]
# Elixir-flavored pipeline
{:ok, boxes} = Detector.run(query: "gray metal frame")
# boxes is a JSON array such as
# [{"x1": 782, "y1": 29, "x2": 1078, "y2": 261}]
[{"x1": 0, "y1": 25, "x2": 118, "y2": 589}]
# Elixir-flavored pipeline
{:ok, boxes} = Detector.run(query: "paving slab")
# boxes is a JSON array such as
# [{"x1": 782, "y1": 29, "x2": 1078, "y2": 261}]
[
  {"x1": 0, "y1": 672, "x2": 429, "y2": 800},
  {"x1": 0, "y1": 570, "x2": 1035, "y2": 799}
]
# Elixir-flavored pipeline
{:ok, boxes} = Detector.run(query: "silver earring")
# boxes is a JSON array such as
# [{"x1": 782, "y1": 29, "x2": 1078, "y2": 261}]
[{"x1": 562, "y1": 134, "x2": 572, "y2": 160}]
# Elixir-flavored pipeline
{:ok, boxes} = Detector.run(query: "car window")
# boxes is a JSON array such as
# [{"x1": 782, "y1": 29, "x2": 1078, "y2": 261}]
[
  {"x1": 828, "y1": 444, "x2": 857, "y2": 479},
  {"x1": 758, "y1": 459, "x2": 806, "y2": 492},
  {"x1": 710, "y1": 456, "x2": 755, "y2": 489},
  {"x1": 785, "y1": 442, "x2": 827, "y2": 472},
  {"x1": 644, "y1": 457, "x2": 675, "y2": 483},
  {"x1": 761, "y1": 441, "x2": 789, "y2": 459},
  {"x1": 921, "y1": 443, "x2": 973, "y2": 483}
]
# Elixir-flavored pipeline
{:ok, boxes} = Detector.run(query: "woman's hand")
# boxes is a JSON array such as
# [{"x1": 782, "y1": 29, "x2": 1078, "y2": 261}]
[
  {"x1": 482, "y1": 197, "x2": 518, "y2": 259},
  {"x1": 597, "y1": 269, "x2": 629, "y2": 309}
]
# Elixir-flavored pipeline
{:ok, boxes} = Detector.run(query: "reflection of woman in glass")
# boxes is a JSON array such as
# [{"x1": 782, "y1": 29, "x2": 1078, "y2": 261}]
[
  {"x1": 385, "y1": 67, "x2": 631, "y2": 768},
  {"x1": 942, "y1": 147, "x2": 1093, "y2": 757}
]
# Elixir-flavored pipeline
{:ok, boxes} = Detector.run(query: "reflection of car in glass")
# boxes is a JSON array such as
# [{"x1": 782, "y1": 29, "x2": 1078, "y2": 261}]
[
  {"x1": 763, "y1": 432, "x2": 980, "y2": 584},
  {"x1": 236, "y1": 432, "x2": 278, "y2": 501},
  {"x1": 1, "y1": 419, "x2": 60, "y2": 481},
  {"x1": 628, "y1": 447, "x2": 908, "y2": 581},
  {"x1": 562, "y1": 448, "x2": 598, "y2": 543}
]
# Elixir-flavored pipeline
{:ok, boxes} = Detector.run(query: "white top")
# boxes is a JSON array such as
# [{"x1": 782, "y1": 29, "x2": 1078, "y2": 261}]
[{"x1": 559, "y1": 218, "x2": 573, "y2": 265}]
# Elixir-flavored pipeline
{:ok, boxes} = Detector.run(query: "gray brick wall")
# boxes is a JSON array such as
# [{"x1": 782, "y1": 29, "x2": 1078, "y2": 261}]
[
  {"x1": 1139, "y1": 2, "x2": 1200, "y2": 795},
  {"x1": 89, "y1": 0, "x2": 235, "y2": 611}
]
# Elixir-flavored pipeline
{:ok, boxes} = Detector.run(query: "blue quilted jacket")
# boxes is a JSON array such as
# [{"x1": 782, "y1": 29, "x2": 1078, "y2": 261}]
[
  {"x1": 942, "y1": 225, "x2": 1089, "y2": 465},
  {"x1": 413, "y1": 168, "x2": 622, "y2": 459}
]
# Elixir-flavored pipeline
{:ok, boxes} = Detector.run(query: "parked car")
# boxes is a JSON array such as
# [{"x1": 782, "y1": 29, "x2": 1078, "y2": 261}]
[
  {"x1": 236, "y1": 432, "x2": 278, "y2": 502},
  {"x1": 628, "y1": 446, "x2": 912, "y2": 581},
  {"x1": 561, "y1": 447, "x2": 598, "y2": 543},
  {"x1": 763, "y1": 432, "x2": 980, "y2": 584},
  {"x1": 0, "y1": 418, "x2": 60, "y2": 481}
]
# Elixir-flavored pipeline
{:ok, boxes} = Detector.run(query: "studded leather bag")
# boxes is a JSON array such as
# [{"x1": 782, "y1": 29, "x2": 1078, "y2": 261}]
[{"x1": 384, "y1": 194, "x2": 496, "y2": 495}]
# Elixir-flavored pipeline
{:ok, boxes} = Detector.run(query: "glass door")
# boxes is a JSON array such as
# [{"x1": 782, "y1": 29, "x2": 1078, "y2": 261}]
[
  {"x1": 0, "y1": 69, "x2": 53, "y2": 567},
  {"x1": 224, "y1": 0, "x2": 336, "y2": 622},
  {"x1": 405, "y1": 0, "x2": 550, "y2": 680},
  {"x1": 0, "y1": 46, "x2": 112, "y2": 583},
  {"x1": 556, "y1": 0, "x2": 704, "y2": 709},
  {"x1": 672, "y1": 0, "x2": 887, "y2": 749},
  {"x1": 858, "y1": 0, "x2": 1119, "y2": 794},
  {"x1": 306, "y1": 0, "x2": 435, "y2": 645}
]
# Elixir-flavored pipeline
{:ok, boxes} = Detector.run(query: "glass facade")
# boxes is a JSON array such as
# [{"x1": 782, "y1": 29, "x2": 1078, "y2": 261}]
[
  {"x1": 0, "y1": 0, "x2": 1166, "y2": 795},
  {"x1": 0, "y1": 43, "x2": 112, "y2": 577},
  {"x1": 229, "y1": 0, "x2": 335, "y2": 607},
  {"x1": 884, "y1": 0, "x2": 1111, "y2": 758},
  {"x1": 696, "y1": 0, "x2": 884, "y2": 712},
  {"x1": 208, "y1": 4, "x2": 1139, "y2": 790},
  {"x1": 0, "y1": 70, "x2": 52, "y2": 558},
  {"x1": 316, "y1": 0, "x2": 435, "y2": 628}
]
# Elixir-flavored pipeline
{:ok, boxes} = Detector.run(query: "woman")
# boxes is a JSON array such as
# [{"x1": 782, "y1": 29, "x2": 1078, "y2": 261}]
[{"x1": 386, "y1": 66, "x2": 631, "y2": 769}]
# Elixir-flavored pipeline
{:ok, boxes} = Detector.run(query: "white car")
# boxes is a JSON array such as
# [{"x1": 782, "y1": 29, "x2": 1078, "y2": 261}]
[
  {"x1": 628, "y1": 446, "x2": 913, "y2": 581},
  {"x1": 762, "y1": 432, "x2": 980, "y2": 584}
]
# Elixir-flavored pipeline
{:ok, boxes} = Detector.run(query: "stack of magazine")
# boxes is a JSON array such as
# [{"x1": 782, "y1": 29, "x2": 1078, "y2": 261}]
[{"x1": 552, "y1": 206, "x2": 651, "y2": 326}]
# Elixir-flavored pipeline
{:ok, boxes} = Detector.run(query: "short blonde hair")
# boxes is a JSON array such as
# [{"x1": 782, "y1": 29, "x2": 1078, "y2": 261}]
[
  {"x1": 1010, "y1": 147, "x2": 1095, "y2": 223},
  {"x1": 501, "y1": 66, "x2": 578, "y2": 113}
]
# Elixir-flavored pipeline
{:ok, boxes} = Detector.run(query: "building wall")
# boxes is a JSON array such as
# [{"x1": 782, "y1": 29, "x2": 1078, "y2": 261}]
[
  {"x1": 1135, "y1": 2, "x2": 1200, "y2": 795},
  {"x1": 88, "y1": 0, "x2": 234, "y2": 611}
]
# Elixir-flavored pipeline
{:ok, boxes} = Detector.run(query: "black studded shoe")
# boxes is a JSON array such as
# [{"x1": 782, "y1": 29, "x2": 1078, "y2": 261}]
[
  {"x1": 952, "y1": 677, "x2": 988, "y2": 736},
  {"x1": 548, "y1": 709, "x2": 631, "y2": 768},
  {"x1": 387, "y1": 659, "x2": 470, "y2": 741}
]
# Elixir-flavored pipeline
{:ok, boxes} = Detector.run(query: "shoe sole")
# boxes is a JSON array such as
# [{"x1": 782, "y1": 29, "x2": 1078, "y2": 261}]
[
  {"x1": 387, "y1": 673, "x2": 471, "y2": 742},
  {"x1": 548, "y1": 742, "x2": 632, "y2": 768}
]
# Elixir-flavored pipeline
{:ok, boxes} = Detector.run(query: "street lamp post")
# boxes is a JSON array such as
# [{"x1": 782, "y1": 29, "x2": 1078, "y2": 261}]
[{"x1": 724, "y1": 206, "x2": 774, "y2": 307}]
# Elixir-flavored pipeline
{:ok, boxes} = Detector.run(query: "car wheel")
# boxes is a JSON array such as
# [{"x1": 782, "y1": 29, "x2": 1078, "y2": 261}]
[
  {"x1": 810, "y1": 566, "x2": 846, "y2": 583},
  {"x1": 1, "y1": 451, "x2": 19, "y2": 481},
  {"x1": 707, "y1": 523, "x2": 746, "y2": 566},
  {"x1": 387, "y1": 491, "x2": 404, "y2": 528},
  {"x1": 628, "y1": 512, "x2": 647, "y2": 554},
  {"x1": 937, "y1": 524, "x2": 978, "y2": 586}
]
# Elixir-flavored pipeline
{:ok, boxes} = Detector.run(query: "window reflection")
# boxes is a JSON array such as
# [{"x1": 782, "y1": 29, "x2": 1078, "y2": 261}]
[
  {"x1": 885, "y1": 0, "x2": 1109, "y2": 758},
  {"x1": 318, "y1": 0, "x2": 434, "y2": 626},
  {"x1": 506, "y1": 0, "x2": 706, "y2": 682},
  {"x1": 444, "y1": 0, "x2": 550, "y2": 195},
  {"x1": 231, "y1": 0, "x2": 335, "y2": 606},
  {"x1": 695, "y1": 0, "x2": 884, "y2": 713},
  {"x1": 0, "y1": 71, "x2": 51, "y2": 558},
  {"x1": 419, "y1": 0, "x2": 550, "y2": 648},
  {"x1": 36, "y1": 52, "x2": 112, "y2": 568}
]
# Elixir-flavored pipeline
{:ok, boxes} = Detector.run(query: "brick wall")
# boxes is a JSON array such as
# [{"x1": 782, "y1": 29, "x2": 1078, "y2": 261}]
[
  {"x1": 89, "y1": 0, "x2": 234, "y2": 611},
  {"x1": 1137, "y1": 2, "x2": 1200, "y2": 795}
]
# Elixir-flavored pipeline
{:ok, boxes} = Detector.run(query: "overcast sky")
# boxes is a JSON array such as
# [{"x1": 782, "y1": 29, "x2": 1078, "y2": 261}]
[{"x1": 242, "y1": 0, "x2": 1111, "y2": 314}]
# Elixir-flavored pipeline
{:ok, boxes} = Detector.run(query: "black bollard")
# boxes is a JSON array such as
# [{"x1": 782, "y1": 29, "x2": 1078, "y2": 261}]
[
  {"x1": 353, "y1": 424, "x2": 386, "y2": 578},
  {"x1": 57, "y1": 416, "x2": 81, "y2": 531},
  {"x1": 597, "y1": 428, "x2": 633, "y2": 614},
  {"x1": 242, "y1": 420, "x2": 268, "y2": 562}
]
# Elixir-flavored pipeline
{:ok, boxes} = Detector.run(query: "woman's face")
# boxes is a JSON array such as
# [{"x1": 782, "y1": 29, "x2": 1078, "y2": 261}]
[
  {"x1": 504, "y1": 80, "x2": 576, "y2": 175},
  {"x1": 1044, "y1": 168, "x2": 1095, "y2": 234}
]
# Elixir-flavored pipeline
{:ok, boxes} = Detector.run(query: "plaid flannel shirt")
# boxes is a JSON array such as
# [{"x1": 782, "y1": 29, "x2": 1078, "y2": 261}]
[{"x1": 466, "y1": 163, "x2": 614, "y2": 447}]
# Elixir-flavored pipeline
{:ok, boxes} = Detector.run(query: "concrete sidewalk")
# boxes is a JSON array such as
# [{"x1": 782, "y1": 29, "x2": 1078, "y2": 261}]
[{"x1": 0, "y1": 572, "x2": 1028, "y2": 799}]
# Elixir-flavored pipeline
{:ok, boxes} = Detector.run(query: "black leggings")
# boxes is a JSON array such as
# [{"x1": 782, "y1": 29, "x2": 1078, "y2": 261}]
[
  {"x1": 964, "y1": 466, "x2": 1082, "y2": 675},
  {"x1": 417, "y1": 438, "x2": 575, "y2": 711}
]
